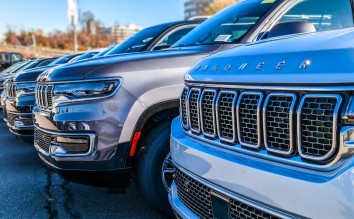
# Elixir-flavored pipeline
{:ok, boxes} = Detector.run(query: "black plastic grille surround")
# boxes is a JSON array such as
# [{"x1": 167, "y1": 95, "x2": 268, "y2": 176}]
[
  {"x1": 180, "y1": 86, "x2": 343, "y2": 163},
  {"x1": 175, "y1": 168, "x2": 281, "y2": 219}
]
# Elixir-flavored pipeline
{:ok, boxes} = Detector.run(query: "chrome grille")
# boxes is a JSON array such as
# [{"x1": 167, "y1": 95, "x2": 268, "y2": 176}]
[
  {"x1": 200, "y1": 89, "x2": 217, "y2": 138},
  {"x1": 263, "y1": 93, "x2": 297, "y2": 155},
  {"x1": 181, "y1": 86, "x2": 343, "y2": 164},
  {"x1": 237, "y1": 92, "x2": 263, "y2": 149},
  {"x1": 4, "y1": 83, "x2": 16, "y2": 99},
  {"x1": 34, "y1": 128, "x2": 52, "y2": 154},
  {"x1": 188, "y1": 88, "x2": 201, "y2": 133},
  {"x1": 298, "y1": 95, "x2": 342, "y2": 161},
  {"x1": 216, "y1": 91, "x2": 237, "y2": 143},
  {"x1": 35, "y1": 84, "x2": 54, "y2": 110},
  {"x1": 175, "y1": 168, "x2": 282, "y2": 219},
  {"x1": 180, "y1": 88, "x2": 189, "y2": 129}
]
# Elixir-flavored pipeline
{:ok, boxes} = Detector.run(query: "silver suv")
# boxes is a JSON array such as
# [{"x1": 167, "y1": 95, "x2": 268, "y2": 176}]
[
  {"x1": 32, "y1": 0, "x2": 354, "y2": 216},
  {"x1": 170, "y1": 28, "x2": 354, "y2": 219}
]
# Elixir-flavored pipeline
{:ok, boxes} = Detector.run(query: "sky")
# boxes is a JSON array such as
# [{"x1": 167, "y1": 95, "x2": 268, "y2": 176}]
[{"x1": 0, "y1": 0, "x2": 186, "y2": 38}]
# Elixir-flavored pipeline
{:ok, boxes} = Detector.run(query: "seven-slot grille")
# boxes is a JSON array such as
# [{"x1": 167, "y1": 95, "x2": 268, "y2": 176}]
[
  {"x1": 34, "y1": 128, "x2": 52, "y2": 154},
  {"x1": 35, "y1": 84, "x2": 54, "y2": 110},
  {"x1": 175, "y1": 168, "x2": 282, "y2": 219},
  {"x1": 180, "y1": 86, "x2": 343, "y2": 163},
  {"x1": 4, "y1": 83, "x2": 16, "y2": 99}
]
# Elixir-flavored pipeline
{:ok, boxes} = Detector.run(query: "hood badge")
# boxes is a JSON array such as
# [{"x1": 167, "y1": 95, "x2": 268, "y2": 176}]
[{"x1": 195, "y1": 59, "x2": 311, "y2": 72}]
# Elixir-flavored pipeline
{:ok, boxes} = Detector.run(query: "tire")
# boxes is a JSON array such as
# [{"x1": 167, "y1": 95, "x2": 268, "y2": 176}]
[{"x1": 136, "y1": 122, "x2": 174, "y2": 217}]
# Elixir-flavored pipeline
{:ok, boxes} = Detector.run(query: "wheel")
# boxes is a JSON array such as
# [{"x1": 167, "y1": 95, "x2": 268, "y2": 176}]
[{"x1": 136, "y1": 122, "x2": 175, "y2": 217}]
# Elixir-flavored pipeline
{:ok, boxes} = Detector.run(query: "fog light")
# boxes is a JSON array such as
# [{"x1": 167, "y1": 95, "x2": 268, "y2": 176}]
[
  {"x1": 50, "y1": 145, "x2": 68, "y2": 155},
  {"x1": 342, "y1": 127, "x2": 354, "y2": 147},
  {"x1": 14, "y1": 120, "x2": 25, "y2": 127}
]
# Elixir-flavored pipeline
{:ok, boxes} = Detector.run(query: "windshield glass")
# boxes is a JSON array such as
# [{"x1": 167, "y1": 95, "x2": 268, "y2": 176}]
[
  {"x1": 94, "y1": 47, "x2": 114, "y2": 57},
  {"x1": 173, "y1": 0, "x2": 278, "y2": 47},
  {"x1": 74, "y1": 51, "x2": 100, "y2": 61},
  {"x1": 10, "y1": 60, "x2": 32, "y2": 73},
  {"x1": 106, "y1": 23, "x2": 171, "y2": 55},
  {"x1": 49, "y1": 54, "x2": 77, "y2": 66}
]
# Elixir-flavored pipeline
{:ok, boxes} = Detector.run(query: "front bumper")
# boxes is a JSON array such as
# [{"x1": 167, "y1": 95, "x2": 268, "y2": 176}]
[
  {"x1": 4, "y1": 95, "x2": 35, "y2": 137},
  {"x1": 170, "y1": 117, "x2": 354, "y2": 219}
]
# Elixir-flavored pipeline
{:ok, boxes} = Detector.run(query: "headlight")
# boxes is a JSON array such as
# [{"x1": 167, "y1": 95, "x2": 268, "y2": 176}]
[
  {"x1": 16, "y1": 82, "x2": 36, "y2": 97},
  {"x1": 52, "y1": 79, "x2": 121, "y2": 103}
]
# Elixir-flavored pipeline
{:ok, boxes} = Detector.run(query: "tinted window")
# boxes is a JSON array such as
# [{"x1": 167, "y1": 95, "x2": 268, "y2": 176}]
[
  {"x1": 278, "y1": 0, "x2": 353, "y2": 31},
  {"x1": 153, "y1": 26, "x2": 196, "y2": 49},
  {"x1": 37, "y1": 59, "x2": 53, "y2": 67},
  {"x1": 173, "y1": 0, "x2": 278, "y2": 47},
  {"x1": 0, "y1": 54, "x2": 10, "y2": 62},
  {"x1": 11, "y1": 53, "x2": 22, "y2": 62},
  {"x1": 49, "y1": 55, "x2": 78, "y2": 66},
  {"x1": 74, "y1": 51, "x2": 100, "y2": 61},
  {"x1": 106, "y1": 24, "x2": 171, "y2": 55}
]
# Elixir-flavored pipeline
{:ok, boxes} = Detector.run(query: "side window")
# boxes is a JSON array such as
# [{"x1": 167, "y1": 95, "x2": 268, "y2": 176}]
[
  {"x1": 155, "y1": 26, "x2": 195, "y2": 49},
  {"x1": 278, "y1": 0, "x2": 353, "y2": 32},
  {"x1": 11, "y1": 54, "x2": 22, "y2": 62},
  {"x1": 0, "y1": 54, "x2": 10, "y2": 62}
]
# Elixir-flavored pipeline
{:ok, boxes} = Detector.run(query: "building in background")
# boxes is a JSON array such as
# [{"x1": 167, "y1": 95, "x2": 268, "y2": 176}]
[
  {"x1": 107, "y1": 24, "x2": 143, "y2": 44},
  {"x1": 184, "y1": 0, "x2": 213, "y2": 20}
]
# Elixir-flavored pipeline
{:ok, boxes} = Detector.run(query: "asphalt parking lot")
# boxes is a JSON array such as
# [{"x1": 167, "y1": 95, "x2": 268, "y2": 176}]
[{"x1": 0, "y1": 114, "x2": 165, "y2": 219}]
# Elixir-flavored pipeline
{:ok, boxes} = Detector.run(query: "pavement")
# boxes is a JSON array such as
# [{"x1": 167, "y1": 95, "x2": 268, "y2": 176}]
[{"x1": 0, "y1": 115, "x2": 166, "y2": 219}]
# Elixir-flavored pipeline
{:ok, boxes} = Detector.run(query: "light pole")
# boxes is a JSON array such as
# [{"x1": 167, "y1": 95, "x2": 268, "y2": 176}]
[{"x1": 68, "y1": 0, "x2": 78, "y2": 53}]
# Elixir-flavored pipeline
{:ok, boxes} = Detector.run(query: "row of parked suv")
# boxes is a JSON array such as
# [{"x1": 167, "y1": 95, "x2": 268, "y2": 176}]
[{"x1": 2, "y1": 0, "x2": 354, "y2": 218}]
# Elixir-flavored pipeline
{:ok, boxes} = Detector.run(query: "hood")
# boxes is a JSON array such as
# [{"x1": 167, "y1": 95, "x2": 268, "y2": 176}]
[
  {"x1": 186, "y1": 28, "x2": 354, "y2": 85},
  {"x1": 13, "y1": 65, "x2": 56, "y2": 82},
  {"x1": 37, "y1": 44, "x2": 230, "y2": 82}
]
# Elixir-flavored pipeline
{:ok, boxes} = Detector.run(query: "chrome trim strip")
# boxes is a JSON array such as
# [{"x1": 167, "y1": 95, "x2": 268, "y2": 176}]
[
  {"x1": 216, "y1": 90, "x2": 238, "y2": 143},
  {"x1": 199, "y1": 89, "x2": 217, "y2": 138},
  {"x1": 180, "y1": 87, "x2": 190, "y2": 130},
  {"x1": 237, "y1": 91, "x2": 264, "y2": 149},
  {"x1": 173, "y1": 164, "x2": 293, "y2": 219},
  {"x1": 185, "y1": 83, "x2": 354, "y2": 92},
  {"x1": 34, "y1": 125, "x2": 96, "y2": 158},
  {"x1": 187, "y1": 88, "x2": 202, "y2": 134},
  {"x1": 297, "y1": 94, "x2": 343, "y2": 161},
  {"x1": 263, "y1": 93, "x2": 297, "y2": 156}
]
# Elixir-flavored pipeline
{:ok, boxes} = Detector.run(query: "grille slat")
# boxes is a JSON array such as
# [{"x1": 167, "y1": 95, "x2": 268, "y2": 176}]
[
  {"x1": 36, "y1": 84, "x2": 54, "y2": 110},
  {"x1": 180, "y1": 88, "x2": 189, "y2": 129},
  {"x1": 263, "y1": 93, "x2": 297, "y2": 156},
  {"x1": 181, "y1": 86, "x2": 343, "y2": 164},
  {"x1": 175, "y1": 168, "x2": 281, "y2": 219},
  {"x1": 216, "y1": 90, "x2": 237, "y2": 143},
  {"x1": 298, "y1": 94, "x2": 342, "y2": 161},
  {"x1": 237, "y1": 92, "x2": 263, "y2": 149},
  {"x1": 188, "y1": 88, "x2": 201, "y2": 133},
  {"x1": 200, "y1": 89, "x2": 217, "y2": 138}
]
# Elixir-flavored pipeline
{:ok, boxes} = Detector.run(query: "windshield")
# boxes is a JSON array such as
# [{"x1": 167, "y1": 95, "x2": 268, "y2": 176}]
[
  {"x1": 49, "y1": 54, "x2": 78, "y2": 66},
  {"x1": 9, "y1": 60, "x2": 32, "y2": 73},
  {"x1": 94, "y1": 47, "x2": 114, "y2": 57},
  {"x1": 74, "y1": 51, "x2": 100, "y2": 61},
  {"x1": 106, "y1": 23, "x2": 171, "y2": 55},
  {"x1": 172, "y1": 0, "x2": 278, "y2": 47}
]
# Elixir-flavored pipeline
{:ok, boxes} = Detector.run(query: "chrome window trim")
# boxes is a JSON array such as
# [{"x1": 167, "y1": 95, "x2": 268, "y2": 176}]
[
  {"x1": 34, "y1": 125, "x2": 96, "y2": 157},
  {"x1": 180, "y1": 87, "x2": 190, "y2": 130},
  {"x1": 216, "y1": 90, "x2": 238, "y2": 143},
  {"x1": 187, "y1": 88, "x2": 202, "y2": 134},
  {"x1": 199, "y1": 88, "x2": 217, "y2": 138},
  {"x1": 237, "y1": 91, "x2": 264, "y2": 149},
  {"x1": 297, "y1": 94, "x2": 343, "y2": 161},
  {"x1": 263, "y1": 93, "x2": 297, "y2": 156},
  {"x1": 173, "y1": 164, "x2": 294, "y2": 219}
]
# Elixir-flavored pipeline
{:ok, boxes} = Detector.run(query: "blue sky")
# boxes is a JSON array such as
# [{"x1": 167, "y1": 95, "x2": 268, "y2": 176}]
[{"x1": 0, "y1": 0, "x2": 186, "y2": 37}]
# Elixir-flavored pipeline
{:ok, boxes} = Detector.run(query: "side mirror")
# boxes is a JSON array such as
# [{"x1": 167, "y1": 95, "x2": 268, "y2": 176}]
[{"x1": 268, "y1": 21, "x2": 316, "y2": 39}]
